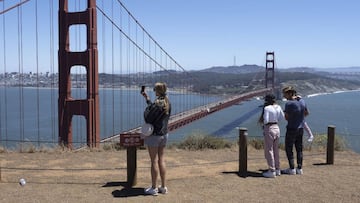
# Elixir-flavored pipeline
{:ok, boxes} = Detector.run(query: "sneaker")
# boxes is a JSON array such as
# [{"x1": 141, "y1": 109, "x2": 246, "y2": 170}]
[
  {"x1": 296, "y1": 168, "x2": 303, "y2": 175},
  {"x1": 158, "y1": 186, "x2": 168, "y2": 194},
  {"x1": 281, "y1": 168, "x2": 296, "y2": 175},
  {"x1": 144, "y1": 187, "x2": 158, "y2": 196},
  {"x1": 275, "y1": 169, "x2": 281, "y2": 176},
  {"x1": 263, "y1": 170, "x2": 276, "y2": 178}
]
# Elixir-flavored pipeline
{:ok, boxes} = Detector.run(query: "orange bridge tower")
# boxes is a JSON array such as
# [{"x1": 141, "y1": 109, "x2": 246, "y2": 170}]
[
  {"x1": 265, "y1": 52, "x2": 275, "y2": 89},
  {"x1": 58, "y1": 0, "x2": 100, "y2": 148}
]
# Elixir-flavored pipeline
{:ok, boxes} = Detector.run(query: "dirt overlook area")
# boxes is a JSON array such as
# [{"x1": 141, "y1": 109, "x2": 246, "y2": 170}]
[{"x1": 0, "y1": 146, "x2": 359, "y2": 203}]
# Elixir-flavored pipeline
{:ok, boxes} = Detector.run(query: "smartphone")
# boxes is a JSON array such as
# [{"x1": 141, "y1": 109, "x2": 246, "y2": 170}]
[{"x1": 141, "y1": 85, "x2": 146, "y2": 94}]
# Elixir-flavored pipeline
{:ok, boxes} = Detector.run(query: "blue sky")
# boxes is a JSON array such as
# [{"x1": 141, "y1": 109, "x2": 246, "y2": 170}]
[
  {"x1": 122, "y1": 0, "x2": 360, "y2": 69},
  {"x1": 1, "y1": 0, "x2": 360, "y2": 73}
]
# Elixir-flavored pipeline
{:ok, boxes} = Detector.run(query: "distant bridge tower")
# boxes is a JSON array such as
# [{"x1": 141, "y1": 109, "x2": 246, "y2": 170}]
[
  {"x1": 265, "y1": 52, "x2": 275, "y2": 89},
  {"x1": 58, "y1": 0, "x2": 100, "y2": 148}
]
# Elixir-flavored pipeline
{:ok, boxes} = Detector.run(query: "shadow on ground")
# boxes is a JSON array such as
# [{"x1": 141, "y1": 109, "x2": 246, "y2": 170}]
[
  {"x1": 222, "y1": 170, "x2": 264, "y2": 178},
  {"x1": 103, "y1": 182, "x2": 148, "y2": 198},
  {"x1": 313, "y1": 162, "x2": 331, "y2": 166},
  {"x1": 111, "y1": 187, "x2": 146, "y2": 198}
]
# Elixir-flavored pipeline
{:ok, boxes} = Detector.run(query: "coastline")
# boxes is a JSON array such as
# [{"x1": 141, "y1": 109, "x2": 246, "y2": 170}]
[{"x1": 306, "y1": 88, "x2": 360, "y2": 98}]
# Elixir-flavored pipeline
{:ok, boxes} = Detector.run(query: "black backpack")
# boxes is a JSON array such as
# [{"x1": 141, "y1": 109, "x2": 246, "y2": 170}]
[{"x1": 144, "y1": 102, "x2": 166, "y2": 125}]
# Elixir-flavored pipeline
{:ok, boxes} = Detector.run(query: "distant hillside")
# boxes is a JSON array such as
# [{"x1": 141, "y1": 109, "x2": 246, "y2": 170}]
[
  {"x1": 200, "y1": 64, "x2": 263, "y2": 74},
  {"x1": 192, "y1": 65, "x2": 360, "y2": 95},
  {"x1": 199, "y1": 65, "x2": 360, "y2": 74},
  {"x1": 276, "y1": 72, "x2": 360, "y2": 96},
  {"x1": 278, "y1": 67, "x2": 360, "y2": 83},
  {"x1": 189, "y1": 65, "x2": 359, "y2": 94},
  {"x1": 303, "y1": 66, "x2": 360, "y2": 73},
  {"x1": 95, "y1": 67, "x2": 360, "y2": 96}
]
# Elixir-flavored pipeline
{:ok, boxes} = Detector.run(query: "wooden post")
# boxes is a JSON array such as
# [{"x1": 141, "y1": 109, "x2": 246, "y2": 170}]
[
  {"x1": 238, "y1": 128, "x2": 248, "y2": 177},
  {"x1": 120, "y1": 133, "x2": 143, "y2": 188},
  {"x1": 327, "y1": 125, "x2": 335, "y2": 165},
  {"x1": 127, "y1": 146, "x2": 137, "y2": 187}
]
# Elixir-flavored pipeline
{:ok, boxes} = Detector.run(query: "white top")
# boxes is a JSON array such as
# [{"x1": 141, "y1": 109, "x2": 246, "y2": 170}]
[{"x1": 263, "y1": 104, "x2": 284, "y2": 124}]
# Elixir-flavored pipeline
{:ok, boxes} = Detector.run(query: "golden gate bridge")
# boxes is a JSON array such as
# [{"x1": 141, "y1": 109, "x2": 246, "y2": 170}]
[{"x1": 0, "y1": 0, "x2": 276, "y2": 149}]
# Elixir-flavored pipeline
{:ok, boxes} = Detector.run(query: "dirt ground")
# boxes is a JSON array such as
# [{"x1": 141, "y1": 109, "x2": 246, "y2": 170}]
[{"x1": 0, "y1": 146, "x2": 359, "y2": 203}]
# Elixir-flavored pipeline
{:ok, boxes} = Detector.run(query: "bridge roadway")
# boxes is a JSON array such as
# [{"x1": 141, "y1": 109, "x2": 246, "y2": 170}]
[{"x1": 101, "y1": 88, "x2": 272, "y2": 144}]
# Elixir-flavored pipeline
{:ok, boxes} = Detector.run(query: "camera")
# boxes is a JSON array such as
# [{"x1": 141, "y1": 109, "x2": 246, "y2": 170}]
[{"x1": 141, "y1": 85, "x2": 145, "y2": 94}]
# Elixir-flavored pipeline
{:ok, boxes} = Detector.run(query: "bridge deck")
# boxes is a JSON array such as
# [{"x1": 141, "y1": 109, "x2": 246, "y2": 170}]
[{"x1": 100, "y1": 88, "x2": 271, "y2": 144}]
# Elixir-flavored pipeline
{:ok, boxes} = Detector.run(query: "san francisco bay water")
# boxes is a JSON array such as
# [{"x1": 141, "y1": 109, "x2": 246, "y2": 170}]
[
  {"x1": 0, "y1": 87, "x2": 359, "y2": 153},
  {"x1": 169, "y1": 90, "x2": 360, "y2": 153}
]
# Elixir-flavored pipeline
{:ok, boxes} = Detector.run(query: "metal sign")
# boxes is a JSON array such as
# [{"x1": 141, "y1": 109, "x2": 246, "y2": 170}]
[{"x1": 120, "y1": 133, "x2": 144, "y2": 147}]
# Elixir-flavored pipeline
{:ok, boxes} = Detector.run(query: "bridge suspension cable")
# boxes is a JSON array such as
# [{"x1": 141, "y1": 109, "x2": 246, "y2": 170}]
[
  {"x1": 96, "y1": 2, "x2": 188, "y2": 75},
  {"x1": 115, "y1": 0, "x2": 187, "y2": 73},
  {"x1": 0, "y1": 0, "x2": 31, "y2": 15},
  {"x1": 1, "y1": 0, "x2": 57, "y2": 149},
  {"x1": 94, "y1": 0, "x2": 209, "y2": 142}
]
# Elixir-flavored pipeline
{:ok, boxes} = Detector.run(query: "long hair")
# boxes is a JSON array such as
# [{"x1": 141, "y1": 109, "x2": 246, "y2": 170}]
[
  {"x1": 258, "y1": 94, "x2": 276, "y2": 124},
  {"x1": 154, "y1": 82, "x2": 170, "y2": 115}
]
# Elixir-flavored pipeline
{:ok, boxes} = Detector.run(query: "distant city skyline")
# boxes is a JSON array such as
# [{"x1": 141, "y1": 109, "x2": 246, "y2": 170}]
[{"x1": 1, "y1": 0, "x2": 359, "y2": 74}]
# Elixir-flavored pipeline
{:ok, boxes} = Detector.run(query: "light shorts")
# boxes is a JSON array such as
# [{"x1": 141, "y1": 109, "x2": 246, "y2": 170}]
[{"x1": 144, "y1": 134, "x2": 168, "y2": 147}]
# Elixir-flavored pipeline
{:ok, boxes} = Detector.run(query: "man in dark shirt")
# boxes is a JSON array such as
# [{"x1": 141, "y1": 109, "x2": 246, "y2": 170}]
[{"x1": 282, "y1": 86, "x2": 307, "y2": 175}]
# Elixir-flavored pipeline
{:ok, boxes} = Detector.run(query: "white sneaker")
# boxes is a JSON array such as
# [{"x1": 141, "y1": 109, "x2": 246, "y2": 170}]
[
  {"x1": 144, "y1": 187, "x2": 158, "y2": 196},
  {"x1": 296, "y1": 168, "x2": 303, "y2": 175},
  {"x1": 158, "y1": 186, "x2": 168, "y2": 194},
  {"x1": 275, "y1": 169, "x2": 281, "y2": 176},
  {"x1": 281, "y1": 168, "x2": 296, "y2": 175},
  {"x1": 263, "y1": 170, "x2": 276, "y2": 178}
]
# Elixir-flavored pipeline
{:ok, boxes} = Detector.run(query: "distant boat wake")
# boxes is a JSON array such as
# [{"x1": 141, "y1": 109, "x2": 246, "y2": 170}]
[{"x1": 211, "y1": 106, "x2": 262, "y2": 137}]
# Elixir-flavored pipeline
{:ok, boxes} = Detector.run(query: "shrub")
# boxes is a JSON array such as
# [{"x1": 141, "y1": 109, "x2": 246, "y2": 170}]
[
  {"x1": 175, "y1": 134, "x2": 232, "y2": 150},
  {"x1": 101, "y1": 142, "x2": 127, "y2": 151},
  {"x1": 248, "y1": 138, "x2": 264, "y2": 149},
  {"x1": 246, "y1": 134, "x2": 347, "y2": 152},
  {"x1": 309, "y1": 134, "x2": 347, "y2": 151},
  {"x1": 0, "y1": 145, "x2": 6, "y2": 153},
  {"x1": 17, "y1": 142, "x2": 37, "y2": 153}
]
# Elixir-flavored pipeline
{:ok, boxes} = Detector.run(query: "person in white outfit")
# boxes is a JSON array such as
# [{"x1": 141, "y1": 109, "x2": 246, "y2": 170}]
[{"x1": 258, "y1": 94, "x2": 285, "y2": 178}]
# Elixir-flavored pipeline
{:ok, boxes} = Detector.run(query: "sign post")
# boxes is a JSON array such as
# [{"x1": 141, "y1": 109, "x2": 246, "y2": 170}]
[{"x1": 120, "y1": 133, "x2": 144, "y2": 187}]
